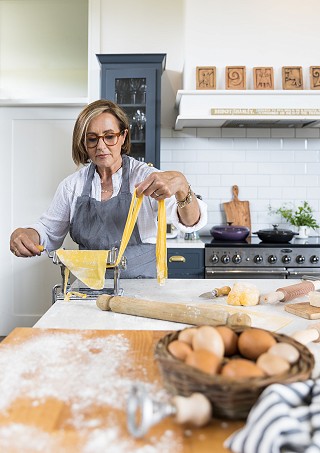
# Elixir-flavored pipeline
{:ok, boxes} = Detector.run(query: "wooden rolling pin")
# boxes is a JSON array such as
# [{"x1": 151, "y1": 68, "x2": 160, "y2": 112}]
[
  {"x1": 96, "y1": 295, "x2": 229, "y2": 326},
  {"x1": 260, "y1": 280, "x2": 320, "y2": 304}
]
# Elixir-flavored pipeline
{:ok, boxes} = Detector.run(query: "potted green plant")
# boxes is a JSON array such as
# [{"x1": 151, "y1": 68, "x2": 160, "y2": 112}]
[{"x1": 269, "y1": 201, "x2": 319, "y2": 238}]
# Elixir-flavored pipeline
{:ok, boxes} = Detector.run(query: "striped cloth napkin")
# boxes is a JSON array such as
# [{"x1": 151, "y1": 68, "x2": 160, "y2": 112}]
[{"x1": 224, "y1": 378, "x2": 320, "y2": 453}]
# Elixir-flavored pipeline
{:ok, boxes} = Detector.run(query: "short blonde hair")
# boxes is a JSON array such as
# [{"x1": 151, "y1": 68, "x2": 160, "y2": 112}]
[{"x1": 72, "y1": 99, "x2": 131, "y2": 165}]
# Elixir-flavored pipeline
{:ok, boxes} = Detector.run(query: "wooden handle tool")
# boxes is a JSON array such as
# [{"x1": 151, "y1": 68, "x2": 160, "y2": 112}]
[
  {"x1": 96, "y1": 295, "x2": 229, "y2": 326},
  {"x1": 199, "y1": 285, "x2": 231, "y2": 299},
  {"x1": 260, "y1": 280, "x2": 320, "y2": 304}
]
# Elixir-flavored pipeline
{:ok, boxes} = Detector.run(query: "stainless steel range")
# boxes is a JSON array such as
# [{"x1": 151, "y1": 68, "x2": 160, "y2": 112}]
[{"x1": 204, "y1": 236, "x2": 320, "y2": 279}]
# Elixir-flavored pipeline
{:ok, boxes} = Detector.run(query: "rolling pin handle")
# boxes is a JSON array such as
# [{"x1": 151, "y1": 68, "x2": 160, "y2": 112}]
[
  {"x1": 260, "y1": 291, "x2": 285, "y2": 304},
  {"x1": 96, "y1": 294, "x2": 113, "y2": 311},
  {"x1": 173, "y1": 393, "x2": 212, "y2": 427}
]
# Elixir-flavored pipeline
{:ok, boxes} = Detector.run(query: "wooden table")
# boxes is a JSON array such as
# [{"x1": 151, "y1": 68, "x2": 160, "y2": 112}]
[{"x1": 0, "y1": 327, "x2": 243, "y2": 452}]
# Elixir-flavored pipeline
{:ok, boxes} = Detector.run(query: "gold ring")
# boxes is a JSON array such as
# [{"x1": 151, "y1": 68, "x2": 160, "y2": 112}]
[{"x1": 13, "y1": 250, "x2": 16, "y2": 256}]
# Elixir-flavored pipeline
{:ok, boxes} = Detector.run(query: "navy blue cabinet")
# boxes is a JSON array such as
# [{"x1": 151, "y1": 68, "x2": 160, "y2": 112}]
[
  {"x1": 167, "y1": 248, "x2": 205, "y2": 279},
  {"x1": 96, "y1": 54, "x2": 166, "y2": 168}
]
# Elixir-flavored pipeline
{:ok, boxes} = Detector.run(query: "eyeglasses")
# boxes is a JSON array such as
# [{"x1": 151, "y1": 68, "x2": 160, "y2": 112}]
[{"x1": 85, "y1": 131, "x2": 124, "y2": 148}]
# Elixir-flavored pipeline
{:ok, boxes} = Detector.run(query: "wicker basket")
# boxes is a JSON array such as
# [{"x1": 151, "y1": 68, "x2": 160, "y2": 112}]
[{"x1": 155, "y1": 327, "x2": 314, "y2": 420}]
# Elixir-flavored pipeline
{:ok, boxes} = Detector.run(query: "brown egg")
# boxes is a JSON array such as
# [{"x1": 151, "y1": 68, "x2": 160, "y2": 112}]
[
  {"x1": 221, "y1": 358, "x2": 265, "y2": 378},
  {"x1": 215, "y1": 326, "x2": 238, "y2": 356},
  {"x1": 178, "y1": 327, "x2": 198, "y2": 346},
  {"x1": 238, "y1": 328, "x2": 276, "y2": 360},
  {"x1": 192, "y1": 326, "x2": 225, "y2": 358},
  {"x1": 168, "y1": 340, "x2": 193, "y2": 361},
  {"x1": 256, "y1": 352, "x2": 290, "y2": 376},
  {"x1": 185, "y1": 349, "x2": 222, "y2": 375}
]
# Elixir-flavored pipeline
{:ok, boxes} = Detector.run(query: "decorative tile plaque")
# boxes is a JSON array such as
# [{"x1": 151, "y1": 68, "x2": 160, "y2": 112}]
[
  {"x1": 310, "y1": 66, "x2": 320, "y2": 90},
  {"x1": 196, "y1": 66, "x2": 216, "y2": 89},
  {"x1": 225, "y1": 66, "x2": 246, "y2": 90},
  {"x1": 253, "y1": 67, "x2": 274, "y2": 90},
  {"x1": 282, "y1": 66, "x2": 303, "y2": 90}
]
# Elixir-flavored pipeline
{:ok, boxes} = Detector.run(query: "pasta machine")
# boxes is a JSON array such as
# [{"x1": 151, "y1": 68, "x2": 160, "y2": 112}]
[{"x1": 49, "y1": 247, "x2": 127, "y2": 303}]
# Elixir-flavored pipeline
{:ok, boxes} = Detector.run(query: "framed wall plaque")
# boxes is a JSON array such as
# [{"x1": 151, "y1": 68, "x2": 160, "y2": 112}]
[
  {"x1": 225, "y1": 66, "x2": 246, "y2": 90},
  {"x1": 310, "y1": 66, "x2": 320, "y2": 90},
  {"x1": 196, "y1": 66, "x2": 216, "y2": 89},
  {"x1": 282, "y1": 66, "x2": 303, "y2": 90},
  {"x1": 253, "y1": 67, "x2": 274, "y2": 90}
]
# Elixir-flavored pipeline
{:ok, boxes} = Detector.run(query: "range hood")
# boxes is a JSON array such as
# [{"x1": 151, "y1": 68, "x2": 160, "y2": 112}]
[{"x1": 175, "y1": 90, "x2": 320, "y2": 129}]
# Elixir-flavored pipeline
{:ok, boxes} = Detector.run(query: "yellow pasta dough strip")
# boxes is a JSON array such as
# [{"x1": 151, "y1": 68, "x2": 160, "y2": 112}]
[
  {"x1": 56, "y1": 189, "x2": 167, "y2": 293},
  {"x1": 56, "y1": 249, "x2": 109, "y2": 291},
  {"x1": 156, "y1": 199, "x2": 168, "y2": 285}
]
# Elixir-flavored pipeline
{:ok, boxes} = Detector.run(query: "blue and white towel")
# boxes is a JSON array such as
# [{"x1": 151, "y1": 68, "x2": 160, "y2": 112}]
[{"x1": 224, "y1": 379, "x2": 320, "y2": 453}]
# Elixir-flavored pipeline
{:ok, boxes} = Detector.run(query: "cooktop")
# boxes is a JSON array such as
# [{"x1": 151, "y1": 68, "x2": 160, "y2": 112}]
[{"x1": 203, "y1": 235, "x2": 320, "y2": 248}]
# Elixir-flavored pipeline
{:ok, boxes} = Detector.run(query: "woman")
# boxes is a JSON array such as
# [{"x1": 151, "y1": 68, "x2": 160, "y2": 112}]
[{"x1": 10, "y1": 100, "x2": 207, "y2": 278}]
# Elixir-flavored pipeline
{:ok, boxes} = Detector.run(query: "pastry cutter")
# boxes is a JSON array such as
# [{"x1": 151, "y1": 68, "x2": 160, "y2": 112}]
[{"x1": 199, "y1": 285, "x2": 231, "y2": 299}]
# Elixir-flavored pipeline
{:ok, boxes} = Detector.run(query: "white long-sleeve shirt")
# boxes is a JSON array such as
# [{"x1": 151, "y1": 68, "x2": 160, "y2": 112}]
[{"x1": 27, "y1": 156, "x2": 208, "y2": 251}]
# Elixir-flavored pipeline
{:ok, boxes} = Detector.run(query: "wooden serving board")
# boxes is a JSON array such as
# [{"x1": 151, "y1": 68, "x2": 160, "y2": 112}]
[
  {"x1": 0, "y1": 328, "x2": 243, "y2": 453},
  {"x1": 285, "y1": 302, "x2": 320, "y2": 319},
  {"x1": 223, "y1": 185, "x2": 251, "y2": 230}
]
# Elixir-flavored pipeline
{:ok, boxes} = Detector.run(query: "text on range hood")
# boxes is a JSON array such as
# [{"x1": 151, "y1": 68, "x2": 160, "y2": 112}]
[{"x1": 175, "y1": 90, "x2": 320, "y2": 129}]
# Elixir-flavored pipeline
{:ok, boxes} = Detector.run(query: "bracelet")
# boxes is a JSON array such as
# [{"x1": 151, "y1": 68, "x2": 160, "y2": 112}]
[{"x1": 176, "y1": 184, "x2": 193, "y2": 208}]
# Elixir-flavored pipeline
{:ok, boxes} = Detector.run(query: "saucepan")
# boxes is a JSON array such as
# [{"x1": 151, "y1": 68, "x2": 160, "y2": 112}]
[
  {"x1": 253, "y1": 224, "x2": 299, "y2": 243},
  {"x1": 210, "y1": 223, "x2": 250, "y2": 241}
]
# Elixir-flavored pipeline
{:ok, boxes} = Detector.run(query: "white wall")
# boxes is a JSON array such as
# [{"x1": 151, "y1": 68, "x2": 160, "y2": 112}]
[{"x1": 183, "y1": 0, "x2": 320, "y2": 90}]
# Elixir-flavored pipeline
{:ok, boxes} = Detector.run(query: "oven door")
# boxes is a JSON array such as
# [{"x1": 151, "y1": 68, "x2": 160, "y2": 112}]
[
  {"x1": 287, "y1": 268, "x2": 320, "y2": 279},
  {"x1": 205, "y1": 267, "x2": 288, "y2": 279}
]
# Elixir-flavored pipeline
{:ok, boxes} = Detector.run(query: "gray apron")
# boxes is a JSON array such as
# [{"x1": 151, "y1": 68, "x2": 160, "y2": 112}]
[{"x1": 70, "y1": 155, "x2": 156, "y2": 278}]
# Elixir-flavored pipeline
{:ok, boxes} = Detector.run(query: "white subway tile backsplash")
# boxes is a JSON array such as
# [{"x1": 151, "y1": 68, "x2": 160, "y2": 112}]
[
  {"x1": 246, "y1": 150, "x2": 271, "y2": 162},
  {"x1": 271, "y1": 129, "x2": 295, "y2": 138},
  {"x1": 245, "y1": 174, "x2": 270, "y2": 186},
  {"x1": 197, "y1": 128, "x2": 222, "y2": 138},
  {"x1": 307, "y1": 139, "x2": 320, "y2": 150},
  {"x1": 294, "y1": 150, "x2": 319, "y2": 162},
  {"x1": 207, "y1": 138, "x2": 234, "y2": 149},
  {"x1": 160, "y1": 128, "x2": 320, "y2": 232},
  {"x1": 305, "y1": 162, "x2": 320, "y2": 175},
  {"x1": 233, "y1": 162, "x2": 258, "y2": 174},
  {"x1": 282, "y1": 138, "x2": 307, "y2": 150},
  {"x1": 295, "y1": 128, "x2": 320, "y2": 138},
  {"x1": 257, "y1": 138, "x2": 282, "y2": 149},
  {"x1": 233, "y1": 138, "x2": 258, "y2": 149},
  {"x1": 221, "y1": 128, "x2": 246, "y2": 138},
  {"x1": 247, "y1": 128, "x2": 271, "y2": 138}
]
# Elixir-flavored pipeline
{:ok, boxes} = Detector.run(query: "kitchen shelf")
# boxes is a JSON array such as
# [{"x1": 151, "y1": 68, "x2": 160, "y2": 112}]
[{"x1": 175, "y1": 90, "x2": 320, "y2": 129}]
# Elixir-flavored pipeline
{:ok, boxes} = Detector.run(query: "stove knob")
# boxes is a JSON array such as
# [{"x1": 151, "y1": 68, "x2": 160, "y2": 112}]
[
  {"x1": 232, "y1": 254, "x2": 242, "y2": 264},
  {"x1": 254, "y1": 255, "x2": 263, "y2": 264},
  {"x1": 211, "y1": 254, "x2": 219, "y2": 264},
  {"x1": 221, "y1": 255, "x2": 230, "y2": 264},
  {"x1": 282, "y1": 255, "x2": 291, "y2": 264},
  {"x1": 268, "y1": 255, "x2": 277, "y2": 264},
  {"x1": 310, "y1": 255, "x2": 319, "y2": 264},
  {"x1": 296, "y1": 255, "x2": 305, "y2": 264}
]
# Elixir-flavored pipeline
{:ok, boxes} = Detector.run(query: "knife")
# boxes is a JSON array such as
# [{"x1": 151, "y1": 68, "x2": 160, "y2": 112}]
[{"x1": 199, "y1": 286, "x2": 231, "y2": 299}]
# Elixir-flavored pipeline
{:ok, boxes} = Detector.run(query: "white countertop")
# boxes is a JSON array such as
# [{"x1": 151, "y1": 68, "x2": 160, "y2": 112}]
[{"x1": 34, "y1": 278, "x2": 320, "y2": 336}]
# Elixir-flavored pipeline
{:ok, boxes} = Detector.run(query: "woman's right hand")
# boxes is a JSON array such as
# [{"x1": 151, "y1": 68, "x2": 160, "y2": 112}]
[{"x1": 10, "y1": 228, "x2": 42, "y2": 258}]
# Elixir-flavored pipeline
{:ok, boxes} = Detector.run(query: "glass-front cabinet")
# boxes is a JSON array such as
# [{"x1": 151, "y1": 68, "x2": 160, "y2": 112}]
[{"x1": 96, "y1": 54, "x2": 166, "y2": 168}]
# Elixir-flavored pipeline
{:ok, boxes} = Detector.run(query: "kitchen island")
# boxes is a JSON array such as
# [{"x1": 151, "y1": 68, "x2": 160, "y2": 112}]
[
  {"x1": 0, "y1": 279, "x2": 318, "y2": 452},
  {"x1": 35, "y1": 278, "x2": 320, "y2": 334}
]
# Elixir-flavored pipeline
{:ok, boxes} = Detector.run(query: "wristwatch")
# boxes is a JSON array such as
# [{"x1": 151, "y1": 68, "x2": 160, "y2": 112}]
[{"x1": 176, "y1": 184, "x2": 193, "y2": 208}]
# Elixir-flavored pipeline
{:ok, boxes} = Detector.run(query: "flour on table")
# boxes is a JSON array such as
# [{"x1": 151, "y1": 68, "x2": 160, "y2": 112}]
[{"x1": 0, "y1": 331, "x2": 181, "y2": 452}]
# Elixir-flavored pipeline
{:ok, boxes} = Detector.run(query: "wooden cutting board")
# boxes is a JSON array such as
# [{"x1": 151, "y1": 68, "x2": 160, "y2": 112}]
[
  {"x1": 0, "y1": 327, "x2": 243, "y2": 452},
  {"x1": 285, "y1": 302, "x2": 320, "y2": 319},
  {"x1": 223, "y1": 185, "x2": 251, "y2": 230}
]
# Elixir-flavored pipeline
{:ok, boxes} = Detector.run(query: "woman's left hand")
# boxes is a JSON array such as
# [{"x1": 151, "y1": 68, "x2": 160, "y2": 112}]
[
  {"x1": 135, "y1": 171, "x2": 201, "y2": 227},
  {"x1": 135, "y1": 171, "x2": 189, "y2": 200}
]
